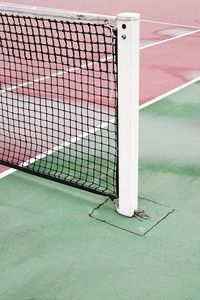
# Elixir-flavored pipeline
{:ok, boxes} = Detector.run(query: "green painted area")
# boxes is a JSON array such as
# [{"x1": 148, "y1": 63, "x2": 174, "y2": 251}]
[
  {"x1": 1, "y1": 82, "x2": 200, "y2": 299},
  {"x1": 23, "y1": 124, "x2": 117, "y2": 197},
  {"x1": 27, "y1": 154, "x2": 116, "y2": 195},
  {"x1": 90, "y1": 198, "x2": 174, "y2": 236},
  {"x1": 146, "y1": 81, "x2": 200, "y2": 118}
]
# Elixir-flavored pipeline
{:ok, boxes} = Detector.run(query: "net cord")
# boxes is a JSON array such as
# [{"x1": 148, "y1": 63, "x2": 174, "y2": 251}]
[{"x1": 0, "y1": 3, "x2": 116, "y2": 25}]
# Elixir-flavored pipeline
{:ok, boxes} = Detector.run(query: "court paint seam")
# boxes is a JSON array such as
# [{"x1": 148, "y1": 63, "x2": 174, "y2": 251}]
[
  {"x1": 1, "y1": 75, "x2": 200, "y2": 180},
  {"x1": 139, "y1": 75, "x2": 200, "y2": 110},
  {"x1": 0, "y1": 119, "x2": 116, "y2": 180},
  {"x1": 0, "y1": 29, "x2": 200, "y2": 179},
  {"x1": 142, "y1": 19, "x2": 200, "y2": 29}
]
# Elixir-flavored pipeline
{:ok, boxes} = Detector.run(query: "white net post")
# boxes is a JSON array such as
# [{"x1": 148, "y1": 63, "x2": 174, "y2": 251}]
[{"x1": 116, "y1": 13, "x2": 140, "y2": 217}]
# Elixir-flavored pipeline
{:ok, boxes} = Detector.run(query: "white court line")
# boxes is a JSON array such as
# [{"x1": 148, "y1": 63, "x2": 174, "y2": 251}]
[
  {"x1": 0, "y1": 56, "x2": 114, "y2": 179},
  {"x1": 0, "y1": 167, "x2": 16, "y2": 179},
  {"x1": 0, "y1": 120, "x2": 115, "y2": 180},
  {"x1": 139, "y1": 75, "x2": 200, "y2": 110},
  {"x1": 1, "y1": 29, "x2": 200, "y2": 179},
  {"x1": 2, "y1": 74, "x2": 200, "y2": 179},
  {"x1": 0, "y1": 56, "x2": 110, "y2": 95},
  {"x1": 0, "y1": 23, "x2": 198, "y2": 95},
  {"x1": 140, "y1": 28, "x2": 200, "y2": 49},
  {"x1": 142, "y1": 19, "x2": 200, "y2": 29},
  {"x1": 0, "y1": 56, "x2": 114, "y2": 180},
  {"x1": 20, "y1": 119, "x2": 115, "y2": 168}
]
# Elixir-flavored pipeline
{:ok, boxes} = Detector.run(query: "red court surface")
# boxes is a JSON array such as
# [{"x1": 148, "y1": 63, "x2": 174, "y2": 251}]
[
  {"x1": 0, "y1": 0, "x2": 200, "y2": 174},
  {"x1": 140, "y1": 22, "x2": 198, "y2": 47},
  {"x1": 1, "y1": 0, "x2": 199, "y2": 105},
  {"x1": 140, "y1": 32, "x2": 200, "y2": 104},
  {"x1": 0, "y1": 164, "x2": 8, "y2": 172},
  {"x1": 4, "y1": 0, "x2": 200, "y2": 27}
]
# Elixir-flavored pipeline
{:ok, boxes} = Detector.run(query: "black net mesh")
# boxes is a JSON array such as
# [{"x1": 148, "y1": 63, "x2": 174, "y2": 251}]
[{"x1": 0, "y1": 13, "x2": 118, "y2": 198}]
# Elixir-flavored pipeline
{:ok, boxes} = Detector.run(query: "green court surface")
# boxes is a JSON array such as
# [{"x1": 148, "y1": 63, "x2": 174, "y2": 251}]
[{"x1": 1, "y1": 82, "x2": 200, "y2": 300}]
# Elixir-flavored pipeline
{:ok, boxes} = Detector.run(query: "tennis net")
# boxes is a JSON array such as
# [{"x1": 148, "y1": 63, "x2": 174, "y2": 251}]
[{"x1": 0, "y1": 4, "x2": 140, "y2": 217}]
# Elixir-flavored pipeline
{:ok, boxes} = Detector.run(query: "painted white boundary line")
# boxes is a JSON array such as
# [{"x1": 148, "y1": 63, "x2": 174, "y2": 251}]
[
  {"x1": 0, "y1": 168, "x2": 16, "y2": 179},
  {"x1": 1, "y1": 18, "x2": 200, "y2": 179},
  {"x1": 139, "y1": 75, "x2": 200, "y2": 110},
  {"x1": 0, "y1": 122, "x2": 115, "y2": 180},
  {"x1": 142, "y1": 19, "x2": 200, "y2": 29},
  {"x1": 140, "y1": 28, "x2": 200, "y2": 49},
  {"x1": 0, "y1": 54, "x2": 117, "y2": 179},
  {"x1": 0, "y1": 56, "x2": 114, "y2": 180},
  {"x1": 0, "y1": 56, "x2": 111, "y2": 95},
  {"x1": 21, "y1": 119, "x2": 115, "y2": 167},
  {"x1": 0, "y1": 119, "x2": 115, "y2": 180},
  {"x1": 2, "y1": 74, "x2": 200, "y2": 179}
]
